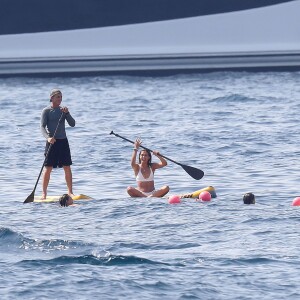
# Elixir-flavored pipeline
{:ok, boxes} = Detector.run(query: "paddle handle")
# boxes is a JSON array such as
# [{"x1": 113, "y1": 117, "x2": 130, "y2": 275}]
[{"x1": 110, "y1": 131, "x2": 180, "y2": 166}]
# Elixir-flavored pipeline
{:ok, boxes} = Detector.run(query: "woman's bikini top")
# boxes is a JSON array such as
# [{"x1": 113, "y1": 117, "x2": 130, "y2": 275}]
[{"x1": 136, "y1": 166, "x2": 154, "y2": 182}]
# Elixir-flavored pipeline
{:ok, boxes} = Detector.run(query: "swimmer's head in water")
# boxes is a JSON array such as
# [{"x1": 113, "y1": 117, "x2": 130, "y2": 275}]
[
  {"x1": 59, "y1": 194, "x2": 73, "y2": 207},
  {"x1": 243, "y1": 192, "x2": 255, "y2": 204}
]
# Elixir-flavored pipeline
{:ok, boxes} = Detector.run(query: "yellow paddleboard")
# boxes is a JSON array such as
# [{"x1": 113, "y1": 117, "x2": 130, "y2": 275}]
[
  {"x1": 33, "y1": 194, "x2": 92, "y2": 203},
  {"x1": 180, "y1": 186, "x2": 216, "y2": 199}
]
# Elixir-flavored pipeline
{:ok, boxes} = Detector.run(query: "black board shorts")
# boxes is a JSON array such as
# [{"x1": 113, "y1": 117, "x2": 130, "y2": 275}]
[{"x1": 44, "y1": 138, "x2": 72, "y2": 168}]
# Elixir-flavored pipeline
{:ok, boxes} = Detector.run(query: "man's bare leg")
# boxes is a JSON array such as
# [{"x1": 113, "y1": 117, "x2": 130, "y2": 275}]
[
  {"x1": 41, "y1": 166, "x2": 53, "y2": 199},
  {"x1": 64, "y1": 165, "x2": 75, "y2": 197}
]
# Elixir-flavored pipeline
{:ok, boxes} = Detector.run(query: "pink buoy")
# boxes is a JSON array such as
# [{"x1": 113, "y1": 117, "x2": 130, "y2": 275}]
[
  {"x1": 199, "y1": 191, "x2": 211, "y2": 202},
  {"x1": 292, "y1": 197, "x2": 300, "y2": 206},
  {"x1": 168, "y1": 195, "x2": 181, "y2": 204}
]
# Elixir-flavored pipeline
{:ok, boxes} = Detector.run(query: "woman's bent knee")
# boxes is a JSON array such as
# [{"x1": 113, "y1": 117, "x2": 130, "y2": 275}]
[{"x1": 127, "y1": 186, "x2": 136, "y2": 196}]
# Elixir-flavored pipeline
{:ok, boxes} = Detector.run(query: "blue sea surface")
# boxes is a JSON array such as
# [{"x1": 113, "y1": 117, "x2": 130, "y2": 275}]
[{"x1": 1, "y1": 72, "x2": 300, "y2": 299}]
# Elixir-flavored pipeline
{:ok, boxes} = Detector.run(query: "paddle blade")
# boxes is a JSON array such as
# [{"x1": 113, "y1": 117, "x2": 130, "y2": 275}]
[
  {"x1": 24, "y1": 191, "x2": 34, "y2": 204},
  {"x1": 181, "y1": 164, "x2": 204, "y2": 180}
]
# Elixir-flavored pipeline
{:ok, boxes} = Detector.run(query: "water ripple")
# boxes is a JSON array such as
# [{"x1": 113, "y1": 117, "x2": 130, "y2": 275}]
[{"x1": 1, "y1": 71, "x2": 300, "y2": 299}]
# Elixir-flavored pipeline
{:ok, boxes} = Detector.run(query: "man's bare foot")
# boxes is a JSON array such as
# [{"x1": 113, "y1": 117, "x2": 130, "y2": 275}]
[{"x1": 40, "y1": 194, "x2": 47, "y2": 200}]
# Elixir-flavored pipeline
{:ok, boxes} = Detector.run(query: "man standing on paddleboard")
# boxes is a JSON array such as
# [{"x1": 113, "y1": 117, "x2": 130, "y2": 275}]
[{"x1": 40, "y1": 89, "x2": 76, "y2": 200}]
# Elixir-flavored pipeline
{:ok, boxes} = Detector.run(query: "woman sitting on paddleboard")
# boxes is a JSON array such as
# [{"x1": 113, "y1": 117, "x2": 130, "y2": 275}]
[{"x1": 127, "y1": 138, "x2": 169, "y2": 197}]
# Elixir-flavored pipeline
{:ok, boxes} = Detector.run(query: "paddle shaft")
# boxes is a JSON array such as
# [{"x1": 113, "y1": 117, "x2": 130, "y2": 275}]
[
  {"x1": 31, "y1": 144, "x2": 53, "y2": 195},
  {"x1": 24, "y1": 112, "x2": 65, "y2": 203},
  {"x1": 110, "y1": 131, "x2": 204, "y2": 180},
  {"x1": 110, "y1": 131, "x2": 181, "y2": 166}
]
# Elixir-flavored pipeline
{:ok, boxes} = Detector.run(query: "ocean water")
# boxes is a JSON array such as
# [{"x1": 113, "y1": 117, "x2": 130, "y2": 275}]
[{"x1": 1, "y1": 71, "x2": 300, "y2": 299}]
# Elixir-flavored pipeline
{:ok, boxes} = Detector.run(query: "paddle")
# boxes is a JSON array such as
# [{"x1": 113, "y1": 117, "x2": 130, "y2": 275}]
[
  {"x1": 24, "y1": 112, "x2": 65, "y2": 204},
  {"x1": 110, "y1": 131, "x2": 204, "y2": 180}
]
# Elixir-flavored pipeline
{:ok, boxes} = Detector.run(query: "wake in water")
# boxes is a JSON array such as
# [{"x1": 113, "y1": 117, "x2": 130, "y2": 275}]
[{"x1": 0, "y1": 227, "x2": 169, "y2": 267}]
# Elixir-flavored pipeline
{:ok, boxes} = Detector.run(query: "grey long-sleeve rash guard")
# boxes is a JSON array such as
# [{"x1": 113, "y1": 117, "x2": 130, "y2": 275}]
[{"x1": 40, "y1": 106, "x2": 75, "y2": 139}]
